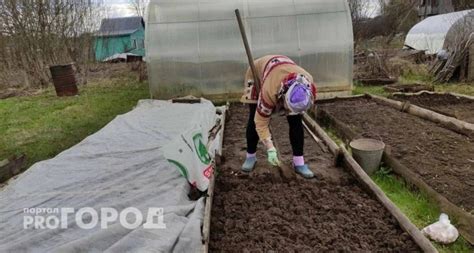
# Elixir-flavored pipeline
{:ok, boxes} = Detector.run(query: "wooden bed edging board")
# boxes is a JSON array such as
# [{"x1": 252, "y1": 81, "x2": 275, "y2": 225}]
[
  {"x1": 367, "y1": 94, "x2": 474, "y2": 137},
  {"x1": 448, "y1": 92, "x2": 474, "y2": 101},
  {"x1": 383, "y1": 152, "x2": 474, "y2": 245},
  {"x1": 0, "y1": 154, "x2": 26, "y2": 183},
  {"x1": 201, "y1": 106, "x2": 228, "y2": 253},
  {"x1": 302, "y1": 115, "x2": 438, "y2": 252},
  {"x1": 390, "y1": 91, "x2": 474, "y2": 120},
  {"x1": 340, "y1": 147, "x2": 437, "y2": 252},
  {"x1": 302, "y1": 113, "x2": 339, "y2": 155},
  {"x1": 315, "y1": 104, "x2": 474, "y2": 245},
  {"x1": 391, "y1": 90, "x2": 474, "y2": 101}
]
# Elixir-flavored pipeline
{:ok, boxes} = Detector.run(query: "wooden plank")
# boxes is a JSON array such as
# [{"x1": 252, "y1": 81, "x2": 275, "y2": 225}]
[
  {"x1": 315, "y1": 90, "x2": 353, "y2": 101},
  {"x1": 384, "y1": 83, "x2": 434, "y2": 93},
  {"x1": 171, "y1": 95, "x2": 203, "y2": 104},
  {"x1": 201, "y1": 106, "x2": 228, "y2": 253},
  {"x1": 302, "y1": 121, "x2": 329, "y2": 153},
  {"x1": 391, "y1": 90, "x2": 474, "y2": 102},
  {"x1": 316, "y1": 84, "x2": 352, "y2": 93},
  {"x1": 368, "y1": 94, "x2": 474, "y2": 137},
  {"x1": 0, "y1": 159, "x2": 11, "y2": 183},
  {"x1": 302, "y1": 113, "x2": 340, "y2": 155},
  {"x1": 340, "y1": 146, "x2": 438, "y2": 253},
  {"x1": 390, "y1": 91, "x2": 474, "y2": 118},
  {"x1": 215, "y1": 104, "x2": 228, "y2": 156},
  {"x1": 391, "y1": 90, "x2": 439, "y2": 97},
  {"x1": 448, "y1": 92, "x2": 474, "y2": 101},
  {"x1": 201, "y1": 172, "x2": 216, "y2": 251},
  {"x1": 357, "y1": 78, "x2": 397, "y2": 85},
  {"x1": 0, "y1": 154, "x2": 26, "y2": 183},
  {"x1": 316, "y1": 94, "x2": 367, "y2": 104}
]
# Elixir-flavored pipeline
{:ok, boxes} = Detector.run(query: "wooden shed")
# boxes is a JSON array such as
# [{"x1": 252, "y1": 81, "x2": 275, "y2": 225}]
[{"x1": 94, "y1": 16, "x2": 145, "y2": 61}]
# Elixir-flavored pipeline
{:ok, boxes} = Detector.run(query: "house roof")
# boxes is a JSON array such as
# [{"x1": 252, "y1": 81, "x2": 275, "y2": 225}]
[{"x1": 96, "y1": 16, "x2": 145, "y2": 37}]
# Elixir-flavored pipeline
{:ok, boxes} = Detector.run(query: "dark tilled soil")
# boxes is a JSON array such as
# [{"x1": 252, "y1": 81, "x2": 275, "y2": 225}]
[
  {"x1": 393, "y1": 93, "x2": 474, "y2": 124},
  {"x1": 209, "y1": 104, "x2": 419, "y2": 252},
  {"x1": 319, "y1": 97, "x2": 474, "y2": 211}
]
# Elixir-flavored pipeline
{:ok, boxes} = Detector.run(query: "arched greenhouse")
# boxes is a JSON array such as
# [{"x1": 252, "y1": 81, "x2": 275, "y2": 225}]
[
  {"x1": 405, "y1": 9, "x2": 474, "y2": 54},
  {"x1": 146, "y1": 0, "x2": 354, "y2": 100}
]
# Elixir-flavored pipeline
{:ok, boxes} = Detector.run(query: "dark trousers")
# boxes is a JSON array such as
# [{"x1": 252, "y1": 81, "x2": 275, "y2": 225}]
[{"x1": 246, "y1": 104, "x2": 304, "y2": 156}]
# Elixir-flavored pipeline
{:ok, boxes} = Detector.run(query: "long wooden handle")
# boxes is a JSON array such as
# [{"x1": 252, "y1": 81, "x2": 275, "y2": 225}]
[{"x1": 235, "y1": 9, "x2": 261, "y2": 94}]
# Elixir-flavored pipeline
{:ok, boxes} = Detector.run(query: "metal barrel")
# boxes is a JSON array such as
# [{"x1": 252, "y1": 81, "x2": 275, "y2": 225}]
[
  {"x1": 49, "y1": 64, "x2": 79, "y2": 97},
  {"x1": 349, "y1": 138, "x2": 385, "y2": 175}
]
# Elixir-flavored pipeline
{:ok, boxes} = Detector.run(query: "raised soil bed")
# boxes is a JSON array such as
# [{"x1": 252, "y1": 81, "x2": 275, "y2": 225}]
[
  {"x1": 316, "y1": 96, "x2": 474, "y2": 243},
  {"x1": 318, "y1": 96, "x2": 474, "y2": 211},
  {"x1": 392, "y1": 92, "x2": 474, "y2": 124},
  {"x1": 209, "y1": 104, "x2": 420, "y2": 251}
]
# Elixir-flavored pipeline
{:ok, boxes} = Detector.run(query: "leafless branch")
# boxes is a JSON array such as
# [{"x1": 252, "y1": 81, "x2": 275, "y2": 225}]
[{"x1": 0, "y1": 0, "x2": 104, "y2": 88}]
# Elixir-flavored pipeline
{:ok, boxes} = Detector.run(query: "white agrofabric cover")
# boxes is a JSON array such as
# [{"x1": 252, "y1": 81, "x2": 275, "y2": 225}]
[
  {"x1": 404, "y1": 10, "x2": 473, "y2": 54},
  {"x1": 0, "y1": 99, "x2": 217, "y2": 252}
]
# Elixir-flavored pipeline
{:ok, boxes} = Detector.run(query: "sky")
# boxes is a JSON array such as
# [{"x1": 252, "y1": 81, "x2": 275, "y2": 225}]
[
  {"x1": 103, "y1": 0, "x2": 136, "y2": 18},
  {"x1": 366, "y1": 0, "x2": 383, "y2": 18},
  {"x1": 103, "y1": 0, "x2": 383, "y2": 19}
]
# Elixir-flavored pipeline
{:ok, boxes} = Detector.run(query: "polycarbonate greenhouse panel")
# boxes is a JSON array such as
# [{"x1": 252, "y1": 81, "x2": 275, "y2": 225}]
[
  {"x1": 405, "y1": 10, "x2": 473, "y2": 54},
  {"x1": 146, "y1": 0, "x2": 353, "y2": 99}
]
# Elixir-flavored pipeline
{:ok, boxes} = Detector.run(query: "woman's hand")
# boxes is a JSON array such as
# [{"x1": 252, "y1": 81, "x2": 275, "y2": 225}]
[
  {"x1": 267, "y1": 147, "x2": 280, "y2": 166},
  {"x1": 262, "y1": 138, "x2": 280, "y2": 166}
]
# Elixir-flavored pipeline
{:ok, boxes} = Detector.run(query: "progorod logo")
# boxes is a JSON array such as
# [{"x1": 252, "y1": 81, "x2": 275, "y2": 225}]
[{"x1": 23, "y1": 207, "x2": 167, "y2": 230}]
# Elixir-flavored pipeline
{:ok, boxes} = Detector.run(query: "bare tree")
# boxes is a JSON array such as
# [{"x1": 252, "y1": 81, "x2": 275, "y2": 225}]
[
  {"x1": 348, "y1": 0, "x2": 374, "y2": 45},
  {"x1": 128, "y1": 0, "x2": 148, "y2": 18},
  {"x1": 377, "y1": 0, "x2": 418, "y2": 44},
  {"x1": 453, "y1": 0, "x2": 474, "y2": 11},
  {"x1": 0, "y1": 0, "x2": 104, "y2": 88}
]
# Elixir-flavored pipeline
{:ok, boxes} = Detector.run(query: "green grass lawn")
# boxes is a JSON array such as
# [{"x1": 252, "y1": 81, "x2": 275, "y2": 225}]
[
  {"x1": 435, "y1": 82, "x2": 474, "y2": 96},
  {"x1": 352, "y1": 82, "x2": 390, "y2": 97},
  {"x1": 0, "y1": 76, "x2": 149, "y2": 168},
  {"x1": 373, "y1": 171, "x2": 472, "y2": 252}
]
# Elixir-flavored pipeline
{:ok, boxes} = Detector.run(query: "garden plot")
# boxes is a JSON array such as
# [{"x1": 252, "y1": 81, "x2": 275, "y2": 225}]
[
  {"x1": 317, "y1": 96, "x2": 474, "y2": 244},
  {"x1": 209, "y1": 104, "x2": 420, "y2": 252},
  {"x1": 317, "y1": 97, "x2": 474, "y2": 211},
  {"x1": 393, "y1": 92, "x2": 474, "y2": 124}
]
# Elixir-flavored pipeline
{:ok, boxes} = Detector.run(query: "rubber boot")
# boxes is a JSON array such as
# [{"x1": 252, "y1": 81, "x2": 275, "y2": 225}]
[
  {"x1": 295, "y1": 164, "x2": 314, "y2": 179},
  {"x1": 241, "y1": 156, "x2": 257, "y2": 172}
]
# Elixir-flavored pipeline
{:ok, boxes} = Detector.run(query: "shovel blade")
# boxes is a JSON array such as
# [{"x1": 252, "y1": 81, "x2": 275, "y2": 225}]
[{"x1": 276, "y1": 162, "x2": 296, "y2": 181}]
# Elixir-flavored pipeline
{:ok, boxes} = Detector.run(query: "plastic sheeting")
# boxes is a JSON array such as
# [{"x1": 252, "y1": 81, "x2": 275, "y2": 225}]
[
  {"x1": 0, "y1": 99, "x2": 217, "y2": 252},
  {"x1": 404, "y1": 10, "x2": 474, "y2": 54},
  {"x1": 146, "y1": 0, "x2": 353, "y2": 99}
]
